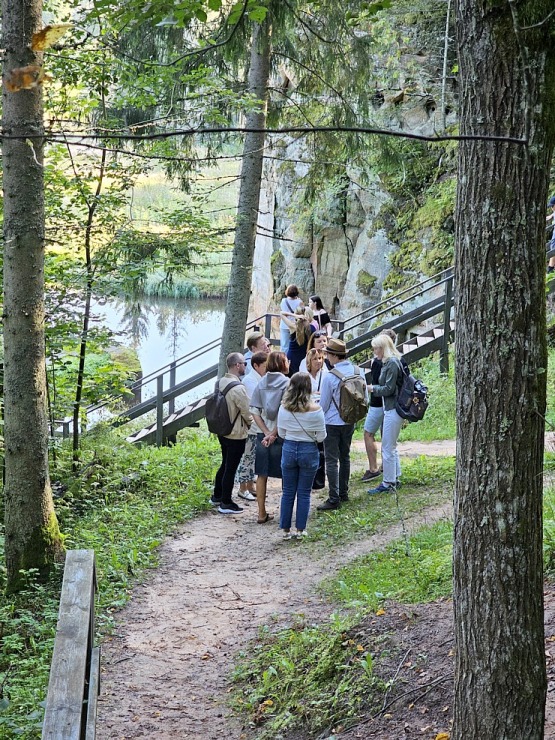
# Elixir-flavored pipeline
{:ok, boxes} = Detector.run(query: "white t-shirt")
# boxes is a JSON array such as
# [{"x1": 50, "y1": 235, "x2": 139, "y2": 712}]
[
  {"x1": 242, "y1": 371, "x2": 261, "y2": 401},
  {"x1": 298, "y1": 362, "x2": 328, "y2": 393},
  {"x1": 280, "y1": 297, "x2": 303, "y2": 328},
  {"x1": 277, "y1": 407, "x2": 327, "y2": 443}
]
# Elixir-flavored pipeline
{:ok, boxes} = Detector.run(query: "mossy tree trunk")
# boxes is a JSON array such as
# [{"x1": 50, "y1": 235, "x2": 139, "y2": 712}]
[
  {"x1": 2, "y1": 0, "x2": 64, "y2": 592},
  {"x1": 217, "y1": 18, "x2": 271, "y2": 376},
  {"x1": 453, "y1": 1, "x2": 555, "y2": 736}
]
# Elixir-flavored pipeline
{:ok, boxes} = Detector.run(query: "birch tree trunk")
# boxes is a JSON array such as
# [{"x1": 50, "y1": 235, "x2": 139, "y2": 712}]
[
  {"x1": 217, "y1": 18, "x2": 271, "y2": 376},
  {"x1": 2, "y1": 0, "x2": 64, "y2": 592},
  {"x1": 453, "y1": 1, "x2": 555, "y2": 736}
]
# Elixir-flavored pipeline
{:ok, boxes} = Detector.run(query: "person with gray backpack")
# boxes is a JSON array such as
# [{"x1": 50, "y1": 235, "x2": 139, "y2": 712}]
[
  {"x1": 208, "y1": 352, "x2": 252, "y2": 514},
  {"x1": 317, "y1": 338, "x2": 368, "y2": 511}
]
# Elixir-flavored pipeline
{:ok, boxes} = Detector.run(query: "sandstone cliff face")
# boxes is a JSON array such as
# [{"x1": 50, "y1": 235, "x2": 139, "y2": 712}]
[{"x1": 250, "y1": 49, "x2": 457, "y2": 329}]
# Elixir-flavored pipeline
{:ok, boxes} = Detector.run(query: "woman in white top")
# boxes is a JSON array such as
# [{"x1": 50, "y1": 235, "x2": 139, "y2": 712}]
[
  {"x1": 279, "y1": 284, "x2": 303, "y2": 352},
  {"x1": 303, "y1": 348, "x2": 328, "y2": 397},
  {"x1": 277, "y1": 372, "x2": 326, "y2": 539}
]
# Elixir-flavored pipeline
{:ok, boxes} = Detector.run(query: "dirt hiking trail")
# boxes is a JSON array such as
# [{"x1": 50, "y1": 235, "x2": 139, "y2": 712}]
[{"x1": 96, "y1": 439, "x2": 554, "y2": 739}]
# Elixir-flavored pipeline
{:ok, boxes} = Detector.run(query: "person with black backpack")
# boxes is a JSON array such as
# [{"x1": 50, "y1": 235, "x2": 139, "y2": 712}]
[
  {"x1": 366, "y1": 334, "x2": 405, "y2": 495},
  {"x1": 209, "y1": 353, "x2": 253, "y2": 514}
]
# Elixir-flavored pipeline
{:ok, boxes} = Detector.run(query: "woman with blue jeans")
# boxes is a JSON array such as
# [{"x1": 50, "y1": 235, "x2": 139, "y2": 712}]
[{"x1": 277, "y1": 373, "x2": 327, "y2": 539}]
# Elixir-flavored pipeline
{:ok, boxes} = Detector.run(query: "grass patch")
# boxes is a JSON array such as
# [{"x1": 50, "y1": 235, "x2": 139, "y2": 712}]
[
  {"x1": 232, "y1": 612, "x2": 382, "y2": 739},
  {"x1": 324, "y1": 519, "x2": 453, "y2": 610},
  {"x1": 307, "y1": 455, "x2": 455, "y2": 546}
]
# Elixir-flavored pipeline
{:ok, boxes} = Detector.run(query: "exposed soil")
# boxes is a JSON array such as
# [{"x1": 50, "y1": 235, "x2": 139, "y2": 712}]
[{"x1": 96, "y1": 440, "x2": 554, "y2": 739}]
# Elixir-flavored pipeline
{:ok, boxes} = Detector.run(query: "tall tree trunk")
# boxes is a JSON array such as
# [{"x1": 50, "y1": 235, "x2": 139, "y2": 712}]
[
  {"x1": 2, "y1": 0, "x2": 64, "y2": 592},
  {"x1": 453, "y1": 2, "x2": 555, "y2": 736},
  {"x1": 217, "y1": 18, "x2": 271, "y2": 376}
]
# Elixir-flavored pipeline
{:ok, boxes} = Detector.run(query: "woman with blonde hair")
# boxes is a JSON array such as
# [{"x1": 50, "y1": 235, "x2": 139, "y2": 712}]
[
  {"x1": 367, "y1": 333, "x2": 405, "y2": 495},
  {"x1": 277, "y1": 372, "x2": 326, "y2": 539},
  {"x1": 281, "y1": 306, "x2": 316, "y2": 375},
  {"x1": 304, "y1": 348, "x2": 327, "y2": 395}
]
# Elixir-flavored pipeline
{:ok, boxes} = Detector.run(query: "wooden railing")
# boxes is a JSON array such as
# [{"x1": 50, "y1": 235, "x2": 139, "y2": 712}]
[{"x1": 42, "y1": 550, "x2": 100, "y2": 740}]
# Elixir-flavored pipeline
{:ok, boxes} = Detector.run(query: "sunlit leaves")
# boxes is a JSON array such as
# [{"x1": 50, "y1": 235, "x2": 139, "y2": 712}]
[{"x1": 32, "y1": 24, "x2": 72, "y2": 51}]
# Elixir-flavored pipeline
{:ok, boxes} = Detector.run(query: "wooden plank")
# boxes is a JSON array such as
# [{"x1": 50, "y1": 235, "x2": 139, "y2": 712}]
[
  {"x1": 85, "y1": 647, "x2": 101, "y2": 740},
  {"x1": 42, "y1": 550, "x2": 96, "y2": 740}
]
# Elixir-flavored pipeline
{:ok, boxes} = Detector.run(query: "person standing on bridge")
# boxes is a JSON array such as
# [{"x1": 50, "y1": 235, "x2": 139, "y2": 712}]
[{"x1": 210, "y1": 353, "x2": 253, "y2": 514}]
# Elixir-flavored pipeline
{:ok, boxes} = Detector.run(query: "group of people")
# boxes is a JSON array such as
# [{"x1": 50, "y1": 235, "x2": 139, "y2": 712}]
[{"x1": 211, "y1": 285, "x2": 408, "y2": 539}]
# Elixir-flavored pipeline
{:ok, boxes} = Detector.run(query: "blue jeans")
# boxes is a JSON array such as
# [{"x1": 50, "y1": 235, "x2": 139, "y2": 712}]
[
  {"x1": 280, "y1": 440, "x2": 319, "y2": 531},
  {"x1": 280, "y1": 326, "x2": 291, "y2": 353},
  {"x1": 324, "y1": 424, "x2": 355, "y2": 504}
]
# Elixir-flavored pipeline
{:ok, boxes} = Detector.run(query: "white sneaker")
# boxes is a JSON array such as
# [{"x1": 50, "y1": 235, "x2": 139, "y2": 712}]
[
  {"x1": 238, "y1": 491, "x2": 256, "y2": 501},
  {"x1": 295, "y1": 530, "x2": 308, "y2": 538}
]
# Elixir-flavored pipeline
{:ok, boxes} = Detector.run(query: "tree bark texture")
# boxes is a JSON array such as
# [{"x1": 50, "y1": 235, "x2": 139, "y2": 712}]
[
  {"x1": 453, "y1": 2, "x2": 555, "y2": 737},
  {"x1": 218, "y1": 19, "x2": 271, "y2": 376},
  {"x1": 2, "y1": 0, "x2": 64, "y2": 590}
]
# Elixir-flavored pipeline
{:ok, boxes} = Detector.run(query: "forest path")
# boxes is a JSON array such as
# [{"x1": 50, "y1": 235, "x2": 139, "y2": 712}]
[{"x1": 96, "y1": 440, "x2": 454, "y2": 739}]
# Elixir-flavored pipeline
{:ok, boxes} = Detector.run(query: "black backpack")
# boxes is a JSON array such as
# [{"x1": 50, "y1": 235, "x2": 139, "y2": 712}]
[
  {"x1": 205, "y1": 380, "x2": 241, "y2": 436},
  {"x1": 395, "y1": 360, "x2": 429, "y2": 423}
]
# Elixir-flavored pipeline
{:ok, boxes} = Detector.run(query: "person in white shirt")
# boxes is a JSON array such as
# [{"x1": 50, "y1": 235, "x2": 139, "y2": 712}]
[
  {"x1": 235, "y1": 352, "x2": 268, "y2": 501},
  {"x1": 277, "y1": 372, "x2": 326, "y2": 539},
  {"x1": 279, "y1": 284, "x2": 303, "y2": 352}
]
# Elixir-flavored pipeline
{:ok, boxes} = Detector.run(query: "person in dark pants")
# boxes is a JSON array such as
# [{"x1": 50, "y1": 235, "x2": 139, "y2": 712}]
[
  {"x1": 210, "y1": 353, "x2": 253, "y2": 514},
  {"x1": 317, "y1": 338, "x2": 363, "y2": 510}
]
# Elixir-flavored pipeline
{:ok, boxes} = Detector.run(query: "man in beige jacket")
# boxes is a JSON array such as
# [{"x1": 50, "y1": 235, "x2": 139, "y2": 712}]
[{"x1": 210, "y1": 352, "x2": 253, "y2": 514}]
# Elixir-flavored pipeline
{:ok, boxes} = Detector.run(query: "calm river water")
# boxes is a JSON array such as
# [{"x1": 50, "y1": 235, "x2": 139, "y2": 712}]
[{"x1": 90, "y1": 294, "x2": 227, "y2": 406}]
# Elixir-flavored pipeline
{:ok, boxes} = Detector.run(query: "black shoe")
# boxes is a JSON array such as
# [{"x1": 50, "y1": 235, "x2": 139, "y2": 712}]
[
  {"x1": 218, "y1": 501, "x2": 244, "y2": 514},
  {"x1": 209, "y1": 497, "x2": 221, "y2": 506},
  {"x1": 339, "y1": 495, "x2": 349, "y2": 502},
  {"x1": 317, "y1": 499, "x2": 340, "y2": 511},
  {"x1": 361, "y1": 469, "x2": 380, "y2": 482}
]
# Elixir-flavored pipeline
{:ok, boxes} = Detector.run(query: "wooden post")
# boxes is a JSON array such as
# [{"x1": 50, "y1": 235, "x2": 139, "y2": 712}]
[
  {"x1": 156, "y1": 375, "x2": 164, "y2": 446},
  {"x1": 168, "y1": 363, "x2": 176, "y2": 416},
  {"x1": 440, "y1": 274, "x2": 453, "y2": 374},
  {"x1": 42, "y1": 550, "x2": 98, "y2": 740}
]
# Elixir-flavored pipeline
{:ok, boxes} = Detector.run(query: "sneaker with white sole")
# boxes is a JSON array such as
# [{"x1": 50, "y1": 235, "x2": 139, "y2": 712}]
[
  {"x1": 209, "y1": 497, "x2": 221, "y2": 506},
  {"x1": 282, "y1": 531, "x2": 294, "y2": 540},
  {"x1": 218, "y1": 501, "x2": 244, "y2": 514},
  {"x1": 238, "y1": 491, "x2": 256, "y2": 501},
  {"x1": 295, "y1": 530, "x2": 308, "y2": 538}
]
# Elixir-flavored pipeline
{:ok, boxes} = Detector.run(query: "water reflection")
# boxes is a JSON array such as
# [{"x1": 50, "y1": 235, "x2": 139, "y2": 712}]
[{"x1": 90, "y1": 294, "x2": 226, "y2": 409}]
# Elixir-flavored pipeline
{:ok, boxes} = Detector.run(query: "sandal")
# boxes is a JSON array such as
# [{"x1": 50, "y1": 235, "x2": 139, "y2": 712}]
[{"x1": 257, "y1": 513, "x2": 274, "y2": 524}]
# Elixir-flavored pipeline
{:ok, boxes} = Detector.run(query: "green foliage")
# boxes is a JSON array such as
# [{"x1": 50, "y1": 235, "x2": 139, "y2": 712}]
[
  {"x1": 0, "y1": 428, "x2": 218, "y2": 736},
  {"x1": 324, "y1": 520, "x2": 453, "y2": 609},
  {"x1": 232, "y1": 613, "x2": 382, "y2": 738},
  {"x1": 356, "y1": 269, "x2": 378, "y2": 296}
]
